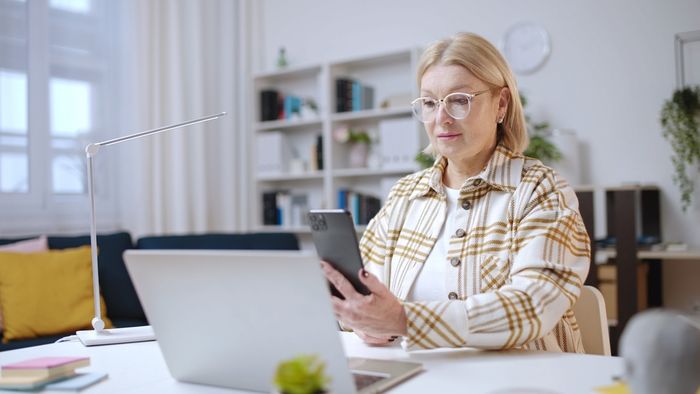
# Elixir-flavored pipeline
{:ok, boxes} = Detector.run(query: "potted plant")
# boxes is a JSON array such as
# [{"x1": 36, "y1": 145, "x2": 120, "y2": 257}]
[
  {"x1": 415, "y1": 151, "x2": 435, "y2": 169},
  {"x1": 660, "y1": 86, "x2": 700, "y2": 211},
  {"x1": 521, "y1": 93, "x2": 562, "y2": 163},
  {"x1": 334, "y1": 127, "x2": 372, "y2": 168},
  {"x1": 274, "y1": 354, "x2": 330, "y2": 394}
]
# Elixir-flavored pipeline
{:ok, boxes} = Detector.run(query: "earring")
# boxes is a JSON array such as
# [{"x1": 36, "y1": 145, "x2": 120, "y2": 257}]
[{"x1": 498, "y1": 116, "x2": 504, "y2": 124}]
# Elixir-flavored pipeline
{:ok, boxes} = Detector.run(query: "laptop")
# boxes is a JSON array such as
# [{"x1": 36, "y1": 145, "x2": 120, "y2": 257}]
[{"x1": 123, "y1": 249, "x2": 422, "y2": 394}]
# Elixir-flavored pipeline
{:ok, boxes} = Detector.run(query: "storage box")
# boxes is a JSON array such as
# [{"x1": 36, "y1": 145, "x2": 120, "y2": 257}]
[
  {"x1": 378, "y1": 118, "x2": 420, "y2": 171},
  {"x1": 597, "y1": 263, "x2": 648, "y2": 323},
  {"x1": 256, "y1": 131, "x2": 289, "y2": 176}
]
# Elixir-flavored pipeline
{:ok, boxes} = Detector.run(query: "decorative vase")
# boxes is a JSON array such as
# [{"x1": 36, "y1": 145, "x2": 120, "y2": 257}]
[{"x1": 348, "y1": 143, "x2": 369, "y2": 168}]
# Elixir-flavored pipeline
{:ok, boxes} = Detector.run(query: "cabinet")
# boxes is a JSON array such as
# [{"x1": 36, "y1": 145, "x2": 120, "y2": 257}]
[
  {"x1": 249, "y1": 49, "x2": 425, "y2": 233},
  {"x1": 576, "y1": 185, "x2": 664, "y2": 355}
]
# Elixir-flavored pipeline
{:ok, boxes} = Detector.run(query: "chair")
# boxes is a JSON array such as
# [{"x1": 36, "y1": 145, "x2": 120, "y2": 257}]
[{"x1": 573, "y1": 285, "x2": 612, "y2": 356}]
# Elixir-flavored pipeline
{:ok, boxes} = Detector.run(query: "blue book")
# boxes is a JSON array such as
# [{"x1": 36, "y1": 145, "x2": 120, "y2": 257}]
[
  {"x1": 44, "y1": 371, "x2": 108, "y2": 390},
  {"x1": 352, "y1": 82, "x2": 362, "y2": 112},
  {"x1": 338, "y1": 189, "x2": 347, "y2": 210},
  {"x1": 351, "y1": 193, "x2": 360, "y2": 225},
  {"x1": 283, "y1": 96, "x2": 302, "y2": 119}
]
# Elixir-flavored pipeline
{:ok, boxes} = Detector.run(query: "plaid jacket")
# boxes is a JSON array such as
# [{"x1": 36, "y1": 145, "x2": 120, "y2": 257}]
[{"x1": 359, "y1": 144, "x2": 590, "y2": 352}]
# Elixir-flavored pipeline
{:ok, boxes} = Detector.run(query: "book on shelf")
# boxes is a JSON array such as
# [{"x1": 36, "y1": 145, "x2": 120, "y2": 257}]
[
  {"x1": 337, "y1": 189, "x2": 381, "y2": 225},
  {"x1": 335, "y1": 78, "x2": 352, "y2": 112},
  {"x1": 262, "y1": 191, "x2": 280, "y2": 225},
  {"x1": 260, "y1": 89, "x2": 280, "y2": 121},
  {"x1": 362, "y1": 85, "x2": 374, "y2": 110},
  {"x1": 313, "y1": 134, "x2": 323, "y2": 170},
  {"x1": 352, "y1": 81, "x2": 362, "y2": 111},
  {"x1": 283, "y1": 95, "x2": 303, "y2": 120},
  {"x1": 262, "y1": 191, "x2": 309, "y2": 227},
  {"x1": 335, "y1": 78, "x2": 374, "y2": 112}
]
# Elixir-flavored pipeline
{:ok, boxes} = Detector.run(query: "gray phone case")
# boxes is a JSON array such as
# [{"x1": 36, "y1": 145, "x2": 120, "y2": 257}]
[{"x1": 308, "y1": 209, "x2": 371, "y2": 298}]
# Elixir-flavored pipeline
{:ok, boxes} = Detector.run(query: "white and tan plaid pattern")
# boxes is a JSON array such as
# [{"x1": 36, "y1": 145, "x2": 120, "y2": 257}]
[{"x1": 359, "y1": 145, "x2": 590, "y2": 352}]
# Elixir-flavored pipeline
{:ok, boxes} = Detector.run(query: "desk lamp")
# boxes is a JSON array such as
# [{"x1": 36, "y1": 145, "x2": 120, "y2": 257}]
[{"x1": 76, "y1": 112, "x2": 226, "y2": 346}]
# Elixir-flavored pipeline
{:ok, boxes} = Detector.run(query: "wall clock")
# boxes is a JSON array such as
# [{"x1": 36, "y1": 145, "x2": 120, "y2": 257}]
[{"x1": 502, "y1": 22, "x2": 551, "y2": 75}]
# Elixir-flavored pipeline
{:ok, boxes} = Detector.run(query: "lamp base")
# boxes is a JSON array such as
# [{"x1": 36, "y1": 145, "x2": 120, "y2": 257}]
[{"x1": 76, "y1": 325, "x2": 155, "y2": 346}]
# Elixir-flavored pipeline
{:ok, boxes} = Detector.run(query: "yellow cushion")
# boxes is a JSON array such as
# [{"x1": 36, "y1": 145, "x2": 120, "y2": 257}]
[{"x1": 0, "y1": 246, "x2": 112, "y2": 342}]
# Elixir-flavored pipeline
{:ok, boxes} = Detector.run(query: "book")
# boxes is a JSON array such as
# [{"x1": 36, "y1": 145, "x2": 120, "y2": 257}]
[
  {"x1": 262, "y1": 192, "x2": 279, "y2": 225},
  {"x1": 1, "y1": 356, "x2": 90, "y2": 379},
  {"x1": 45, "y1": 371, "x2": 108, "y2": 391},
  {"x1": 283, "y1": 95, "x2": 302, "y2": 120},
  {"x1": 315, "y1": 134, "x2": 324, "y2": 170},
  {"x1": 260, "y1": 89, "x2": 280, "y2": 121},
  {"x1": 352, "y1": 81, "x2": 362, "y2": 112},
  {"x1": 335, "y1": 78, "x2": 351, "y2": 112},
  {"x1": 0, "y1": 373, "x2": 77, "y2": 390},
  {"x1": 362, "y1": 85, "x2": 374, "y2": 110}
]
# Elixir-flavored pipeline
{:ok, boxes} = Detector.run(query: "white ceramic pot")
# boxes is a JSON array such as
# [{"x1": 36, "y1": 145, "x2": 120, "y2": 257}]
[{"x1": 348, "y1": 143, "x2": 369, "y2": 168}]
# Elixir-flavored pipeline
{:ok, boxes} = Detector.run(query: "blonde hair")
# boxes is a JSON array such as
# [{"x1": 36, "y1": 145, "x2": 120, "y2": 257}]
[{"x1": 417, "y1": 32, "x2": 528, "y2": 154}]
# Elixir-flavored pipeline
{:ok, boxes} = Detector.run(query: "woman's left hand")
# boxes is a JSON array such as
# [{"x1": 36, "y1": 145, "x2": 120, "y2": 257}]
[{"x1": 320, "y1": 260, "x2": 408, "y2": 337}]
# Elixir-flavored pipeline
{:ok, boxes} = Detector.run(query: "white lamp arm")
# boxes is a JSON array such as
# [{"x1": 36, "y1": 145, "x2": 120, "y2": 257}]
[{"x1": 85, "y1": 112, "x2": 226, "y2": 332}]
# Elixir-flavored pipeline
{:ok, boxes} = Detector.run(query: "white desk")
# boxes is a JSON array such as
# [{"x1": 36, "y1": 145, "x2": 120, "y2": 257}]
[{"x1": 0, "y1": 333, "x2": 623, "y2": 393}]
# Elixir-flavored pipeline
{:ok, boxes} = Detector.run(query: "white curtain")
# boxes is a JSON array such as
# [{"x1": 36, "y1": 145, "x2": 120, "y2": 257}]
[{"x1": 115, "y1": 0, "x2": 242, "y2": 237}]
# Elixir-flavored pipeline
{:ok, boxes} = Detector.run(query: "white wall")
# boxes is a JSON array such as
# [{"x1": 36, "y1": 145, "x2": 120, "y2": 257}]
[{"x1": 252, "y1": 0, "x2": 700, "y2": 310}]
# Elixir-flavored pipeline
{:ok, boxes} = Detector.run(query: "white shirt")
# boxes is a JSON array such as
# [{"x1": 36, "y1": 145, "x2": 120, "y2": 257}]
[{"x1": 406, "y1": 186, "x2": 464, "y2": 301}]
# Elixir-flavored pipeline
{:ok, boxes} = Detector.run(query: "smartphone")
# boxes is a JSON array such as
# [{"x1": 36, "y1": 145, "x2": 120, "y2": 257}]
[{"x1": 308, "y1": 209, "x2": 371, "y2": 299}]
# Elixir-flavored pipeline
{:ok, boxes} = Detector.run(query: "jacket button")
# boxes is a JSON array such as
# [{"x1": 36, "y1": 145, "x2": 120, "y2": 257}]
[
  {"x1": 473, "y1": 179, "x2": 482, "y2": 186},
  {"x1": 450, "y1": 257, "x2": 461, "y2": 267},
  {"x1": 461, "y1": 200, "x2": 472, "y2": 210},
  {"x1": 448, "y1": 292, "x2": 458, "y2": 300},
  {"x1": 455, "y1": 228, "x2": 466, "y2": 238}
]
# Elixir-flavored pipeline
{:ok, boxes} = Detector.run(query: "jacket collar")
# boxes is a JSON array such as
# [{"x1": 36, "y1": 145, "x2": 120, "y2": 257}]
[{"x1": 409, "y1": 144, "x2": 524, "y2": 200}]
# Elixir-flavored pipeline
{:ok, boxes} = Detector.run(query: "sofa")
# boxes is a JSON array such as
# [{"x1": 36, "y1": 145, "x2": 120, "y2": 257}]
[{"x1": 0, "y1": 231, "x2": 299, "y2": 351}]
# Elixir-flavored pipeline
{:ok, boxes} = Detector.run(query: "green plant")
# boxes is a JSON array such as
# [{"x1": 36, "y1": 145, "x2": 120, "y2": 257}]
[
  {"x1": 333, "y1": 127, "x2": 371, "y2": 144},
  {"x1": 415, "y1": 151, "x2": 435, "y2": 169},
  {"x1": 660, "y1": 86, "x2": 700, "y2": 211},
  {"x1": 520, "y1": 93, "x2": 562, "y2": 162},
  {"x1": 274, "y1": 354, "x2": 330, "y2": 394}
]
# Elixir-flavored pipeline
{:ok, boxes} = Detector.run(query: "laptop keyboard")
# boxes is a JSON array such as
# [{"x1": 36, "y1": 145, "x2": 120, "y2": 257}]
[{"x1": 352, "y1": 372, "x2": 387, "y2": 390}]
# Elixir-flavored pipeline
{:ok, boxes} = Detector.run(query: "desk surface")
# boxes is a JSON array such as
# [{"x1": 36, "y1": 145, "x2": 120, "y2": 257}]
[{"x1": 0, "y1": 333, "x2": 622, "y2": 394}]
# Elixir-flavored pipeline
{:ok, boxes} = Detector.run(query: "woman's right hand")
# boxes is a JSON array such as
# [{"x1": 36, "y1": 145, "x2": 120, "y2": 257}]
[{"x1": 354, "y1": 329, "x2": 398, "y2": 346}]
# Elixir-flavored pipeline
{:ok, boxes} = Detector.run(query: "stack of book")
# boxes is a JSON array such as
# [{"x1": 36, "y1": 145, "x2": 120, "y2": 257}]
[
  {"x1": 337, "y1": 189, "x2": 381, "y2": 225},
  {"x1": 259, "y1": 89, "x2": 307, "y2": 121},
  {"x1": 0, "y1": 356, "x2": 98, "y2": 390},
  {"x1": 335, "y1": 78, "x2": 374, "y2": 112},
  {"x1": 262, "y1": 191, "x2": 310, "y2": 227}
]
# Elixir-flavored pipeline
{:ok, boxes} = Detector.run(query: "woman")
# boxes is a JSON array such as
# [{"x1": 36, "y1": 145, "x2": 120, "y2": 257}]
[{"x1": 321, "y1": 32, "x2": 590, "y2": 352}]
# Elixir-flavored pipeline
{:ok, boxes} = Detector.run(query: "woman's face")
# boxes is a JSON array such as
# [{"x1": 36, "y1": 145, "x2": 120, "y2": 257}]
[{"x1": 419, "y1": 64, "x2": 504, "y2": 163}]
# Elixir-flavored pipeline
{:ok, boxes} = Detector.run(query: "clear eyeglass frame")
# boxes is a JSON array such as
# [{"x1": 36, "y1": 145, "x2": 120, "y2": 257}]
[{"x1": 410, "y1": 89, "x2": 491, "y2": 123}]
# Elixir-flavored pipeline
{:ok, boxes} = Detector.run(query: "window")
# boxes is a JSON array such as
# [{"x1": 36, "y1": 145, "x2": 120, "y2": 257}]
[
  {"x1": 0, "y1": 70, "x2": 28, "y2": 193},
  {"x1": 0, "y1": 0, "x2": 119, "y2": 233}
]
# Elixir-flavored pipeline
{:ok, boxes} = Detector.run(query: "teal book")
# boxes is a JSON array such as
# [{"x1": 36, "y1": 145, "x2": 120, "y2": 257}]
[{"x1": 45, "y1": 372, "x2": 108, "y2": 390}]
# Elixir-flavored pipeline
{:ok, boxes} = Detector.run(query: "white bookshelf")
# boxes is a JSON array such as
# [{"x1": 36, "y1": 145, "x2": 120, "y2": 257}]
[{"x1": 249, "y1": 48, "x2": 426, "y2": 233}]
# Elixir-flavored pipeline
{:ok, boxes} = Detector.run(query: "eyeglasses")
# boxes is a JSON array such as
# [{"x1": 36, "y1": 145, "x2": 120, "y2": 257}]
[{"x1": 410, "y1": 89, "x2": 491, "y2": 123}]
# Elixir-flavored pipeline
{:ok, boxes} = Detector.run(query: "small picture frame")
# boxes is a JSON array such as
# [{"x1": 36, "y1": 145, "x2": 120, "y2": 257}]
[{"x1": 675, "y1": 30, "x2": 700, "y2": 88}]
